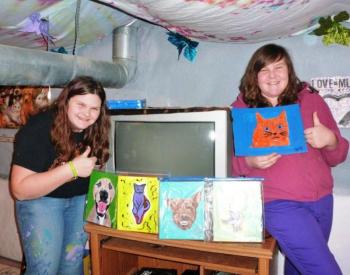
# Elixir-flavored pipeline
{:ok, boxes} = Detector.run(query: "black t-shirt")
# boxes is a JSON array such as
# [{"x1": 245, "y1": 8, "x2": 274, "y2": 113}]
[{"x1": 12, "y1": 109, "x2": 89, "y2": 198}]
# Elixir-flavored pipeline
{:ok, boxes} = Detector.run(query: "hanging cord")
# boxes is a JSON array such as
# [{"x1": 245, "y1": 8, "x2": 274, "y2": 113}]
[{"x1": 72, "y1": 0, "x2": 82, "y2": 55}]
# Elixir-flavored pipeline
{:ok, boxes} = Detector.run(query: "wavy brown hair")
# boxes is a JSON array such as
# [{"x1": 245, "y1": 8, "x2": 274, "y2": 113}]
[
  {"x1": 239, "y1": 44, "x2": 303, "y2": 107},
  {"x1": 50, "y1": 76, "x2": 110, "y2": 167}
]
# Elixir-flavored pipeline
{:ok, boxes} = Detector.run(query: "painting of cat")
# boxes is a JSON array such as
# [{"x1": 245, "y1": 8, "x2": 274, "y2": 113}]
[
  {"x1": 132, "y1": 183, "x2": 151, "y2": 224},
  {"x1": 231, "y1": 104, "x2": 307, "y2": 156},
  {"x1": 252, "y1": 110, "x2": 290, "y2": 148}
]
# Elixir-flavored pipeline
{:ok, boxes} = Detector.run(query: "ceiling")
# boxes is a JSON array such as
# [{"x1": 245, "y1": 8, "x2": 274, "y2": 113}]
[
  {"x1": 0, "y1": 0, "x2": 349, "y2": 54},
  {"x1": 0, "y1": 0, "x2": 133, "y2": 52},
  {"x1": 0, "y1": 0, "x2": 349, "y2": 53},
  {"x1": 96, "y1": 0, "x2": 350, "y2": 43}
]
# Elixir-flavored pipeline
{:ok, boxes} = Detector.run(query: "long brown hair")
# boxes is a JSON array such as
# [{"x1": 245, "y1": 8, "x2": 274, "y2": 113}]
[
  {"x1": 50, "y1": 76, "x2": 110, "y2": 167},
  {"x1": 239, "y1": 44, "x2": 303, "y2": 107}
]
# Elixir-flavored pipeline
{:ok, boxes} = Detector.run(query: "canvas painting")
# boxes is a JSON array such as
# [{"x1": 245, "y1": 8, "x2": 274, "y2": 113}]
[
  {"x1": 203, "y1": 179, "x2": 214, "y2": 241},
  {"x1": 0, "y1": 86, "x2": 49, "y2": 128},
  {"x1": 210, "y1": 178, "x2": 264, "y2": 242},
  {"x1": 231, "y1": 104, "x2": 307, "y2": 156},
  {"x1": 159, "y1": 178, "x2": 205, "y2": 240},
  {"x1": 117, "y1": 175, "x2": 159, "y2": 233},
  {"x1": 84, "y1": 170, "x2": 118, "y2": 228}
]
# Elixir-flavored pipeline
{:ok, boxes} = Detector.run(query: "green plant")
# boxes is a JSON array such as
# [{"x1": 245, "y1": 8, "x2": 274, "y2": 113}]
[{"x1": 311, "y1": 11, "x2": 350, "y2": 46}]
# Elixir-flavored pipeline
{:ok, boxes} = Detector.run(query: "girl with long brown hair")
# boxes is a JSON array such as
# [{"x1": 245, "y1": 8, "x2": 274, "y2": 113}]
[
  {"x1": 11, "y1": 76, "x2": 110, "y2": 274},
  {"x1": 232, "y1": 44, "x2": 348, "y2": 275}
]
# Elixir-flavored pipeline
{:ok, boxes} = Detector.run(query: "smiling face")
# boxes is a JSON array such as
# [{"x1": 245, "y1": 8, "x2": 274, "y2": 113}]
[
  {"x1": 257, "y1": 58, "x2": 289, "y2": 106},
  {"x1": 67, "y1": 94, "x2": 101, "y2": 132}
]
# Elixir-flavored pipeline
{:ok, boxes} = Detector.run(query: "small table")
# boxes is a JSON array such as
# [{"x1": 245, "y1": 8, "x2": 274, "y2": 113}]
[{"x1": 85, "y1": 223, "x2": 277, "y2": 275}]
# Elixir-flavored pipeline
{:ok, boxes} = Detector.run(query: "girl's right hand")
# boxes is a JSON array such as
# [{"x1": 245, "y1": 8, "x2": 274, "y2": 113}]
[
  {"x1": 71, "y1": 146, "x2": 97, "y2": 178},
  {"x1": 245, "y1": 153, "x2": 281, "y2": 169}
]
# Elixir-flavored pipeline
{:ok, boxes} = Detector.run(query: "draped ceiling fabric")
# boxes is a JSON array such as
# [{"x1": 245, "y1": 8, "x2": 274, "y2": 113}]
[
  {"x1": 96, "y1": 0, "x2": 350, "y2": 43},
  {"x1": 0, "y1": 0, "x2": 132, "y2": 51},
  {"x1": 0, "y1": 0, "x2": 349, "y2": 51}
]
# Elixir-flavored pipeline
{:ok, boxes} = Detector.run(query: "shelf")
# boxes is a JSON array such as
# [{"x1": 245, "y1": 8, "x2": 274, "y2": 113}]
[
  {"x1": 102, "y1": 237, "x2": 258, "y2": 274},
  {"x1": 85, "y1": 223, "x2": 276, "y2": 275},
  {"x1": 85, "y1": 223, "x2": 275, "y2": 259}
]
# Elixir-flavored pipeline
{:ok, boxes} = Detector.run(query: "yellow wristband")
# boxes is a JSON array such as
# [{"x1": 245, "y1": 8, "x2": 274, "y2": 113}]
[{"x1": 68, "y1": 161, "x2": 78, "y2": 180}]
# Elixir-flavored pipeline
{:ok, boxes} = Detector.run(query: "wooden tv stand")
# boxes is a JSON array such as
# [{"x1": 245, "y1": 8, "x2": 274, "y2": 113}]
[{"x1": 85, "y1": 223, "x2": 277, "y2": 275}]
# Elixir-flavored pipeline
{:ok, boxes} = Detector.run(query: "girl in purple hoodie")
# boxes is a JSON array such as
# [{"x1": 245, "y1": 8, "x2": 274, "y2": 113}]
[{"x1": 232, "y1": 44, "x2": 348, "y2": 275}]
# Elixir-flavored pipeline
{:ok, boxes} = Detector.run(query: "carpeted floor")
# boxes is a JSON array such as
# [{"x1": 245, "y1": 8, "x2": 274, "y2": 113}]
[{"x1": 0, "y1": 263, "x2": 20, "y2": 275}]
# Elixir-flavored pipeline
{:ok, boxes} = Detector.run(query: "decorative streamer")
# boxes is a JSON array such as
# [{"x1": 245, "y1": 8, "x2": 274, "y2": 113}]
[
  {"x1": 20, "y1": 12, "x2": 55, "y2": 50},
  {"x1": 167, "y1": 32, "x2": 199, "y2": 62}
]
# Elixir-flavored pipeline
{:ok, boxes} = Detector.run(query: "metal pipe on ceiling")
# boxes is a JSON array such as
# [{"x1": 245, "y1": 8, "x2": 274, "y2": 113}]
[{"x1": 0, "y1": 23, "x2": 138, "y2": 88}]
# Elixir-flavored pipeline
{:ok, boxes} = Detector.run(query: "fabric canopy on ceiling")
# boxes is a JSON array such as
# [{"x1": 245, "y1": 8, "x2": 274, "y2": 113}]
[
  {"x1": 0, "y1": 0, "x2": 349, "y2": 51},
  {"x1": 0, "y1": 0, "x2": 132, "y2": 51},
  {"x1": 96, "y1": 0, "x2": 350, "y2": 43}
]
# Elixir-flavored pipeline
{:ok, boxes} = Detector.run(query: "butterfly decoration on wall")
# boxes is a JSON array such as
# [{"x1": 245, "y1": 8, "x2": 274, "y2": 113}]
[
  {"x1": 20, "y1": 12, "x2": 56, "y2": 50},
  {"x1": 167, "y1": 32, "x2": 199, "y2": 62}
]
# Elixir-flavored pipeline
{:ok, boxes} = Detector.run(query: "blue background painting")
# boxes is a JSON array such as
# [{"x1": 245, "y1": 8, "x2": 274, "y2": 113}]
[
  {"x1": 231, "y1": 104, "x2": 307, "y2": 156},
  {"x1": 159, "y1": 179, "x2": 205, "y2": 240}
]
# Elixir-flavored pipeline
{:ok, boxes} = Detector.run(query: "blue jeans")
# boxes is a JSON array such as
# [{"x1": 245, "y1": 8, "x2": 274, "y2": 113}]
[
  {"x1": 265, "y1": 194, "x2": 342, "y2": 275},
  {"x1": 16, "y1": 195, "x2": 88, "y2": 275}
]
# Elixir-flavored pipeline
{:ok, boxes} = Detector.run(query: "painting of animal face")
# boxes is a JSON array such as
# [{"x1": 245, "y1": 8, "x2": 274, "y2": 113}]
[
  {"x1": 34, "y1": 88, "x2": 49, "y2": 110},
  {"x1": 132, "y1": 183, "x2": 151, "y2": 224},
  {"x1": 252, "y1": 111, "x2": 290, "y2": 148},
  {"x1": 87, "y1": 178, "x2": 116, "y2": 227},
  {"x1": 0, "y1": 86, "x2": 49, "y2": 128},
  {"x1": 167, "y1": 191, "x2": 201, "y2": 230}
]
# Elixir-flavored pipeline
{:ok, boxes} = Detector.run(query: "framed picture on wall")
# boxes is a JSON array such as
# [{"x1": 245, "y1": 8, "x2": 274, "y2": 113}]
[
  {"x1": 0, "y1": 86, "x2": 50, "y2": 128},
  {"x1": 231, "y1": 104, "x2": 307, "y2": 156},
  {"x1": 311, "y1": 76, "x2": 350, "y2": 128}
]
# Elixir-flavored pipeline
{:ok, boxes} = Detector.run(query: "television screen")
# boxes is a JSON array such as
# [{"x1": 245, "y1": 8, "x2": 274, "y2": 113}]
[
  {"x1": 107, "y1": 108, "x2": 232, "y2": 177},
  {"x1": 115, "y1": 121, "x2": 215, "y2": 176}
]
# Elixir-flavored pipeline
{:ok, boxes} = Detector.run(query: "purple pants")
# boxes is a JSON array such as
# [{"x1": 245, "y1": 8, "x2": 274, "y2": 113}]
[{"x1": 264, "y1": 194, "x2": 342, "y2": 275}]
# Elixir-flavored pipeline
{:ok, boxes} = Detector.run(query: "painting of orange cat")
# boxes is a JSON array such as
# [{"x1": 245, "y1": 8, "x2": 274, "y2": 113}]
[{"x1": 252, "y1": 110, "x2": 290, "y2": 148}]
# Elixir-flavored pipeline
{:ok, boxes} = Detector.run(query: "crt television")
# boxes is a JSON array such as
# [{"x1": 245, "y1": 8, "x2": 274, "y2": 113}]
[{"x1": 106, "y1": 108, "x2": 233, "y2": 177}]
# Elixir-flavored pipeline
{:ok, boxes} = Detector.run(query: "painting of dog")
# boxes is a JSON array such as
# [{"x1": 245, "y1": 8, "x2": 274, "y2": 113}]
[
  {"x1": 211, "y1": 178, "x2": 264, "y2": 242},
  {"x1": 167, "y1": 191, "x2": 201, "y2": 230},
  {"x1": 159, "y1": 179, "x2": 205, "y2": 240},
  {"x1": 85, "y1": 171, "x2": 118, "y2": 228}
]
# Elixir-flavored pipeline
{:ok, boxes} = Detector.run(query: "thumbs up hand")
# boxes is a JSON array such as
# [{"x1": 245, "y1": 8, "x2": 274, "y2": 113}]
[
  {"x1": 304, "y1": 112, "x2": 337, "y2": 149},
  {"x1": 71, "y1": 146, "x2": 97, "y2": 178}
]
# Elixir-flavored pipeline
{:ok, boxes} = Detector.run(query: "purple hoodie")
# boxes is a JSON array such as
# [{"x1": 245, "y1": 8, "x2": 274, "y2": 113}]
[{"x1": 231, "y1": 85, "x2": 349, "y2": 202}]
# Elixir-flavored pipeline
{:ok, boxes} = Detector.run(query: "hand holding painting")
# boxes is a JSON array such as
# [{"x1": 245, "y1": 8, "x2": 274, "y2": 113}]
[
  {"x1": 245, "y1": 153, "x2": 281, "y2": 169},
  {"x1": 304, "y1": 112, "x2": 338, "y2": 150}
]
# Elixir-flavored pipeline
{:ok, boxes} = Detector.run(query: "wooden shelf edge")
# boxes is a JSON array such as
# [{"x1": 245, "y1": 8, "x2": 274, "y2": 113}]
[
  {"x1": 85, "y1": 223, "x2": 276, "y2": 259},
  {"x1": 102, "y1": 237, "x2": 258, "y2": 274}
]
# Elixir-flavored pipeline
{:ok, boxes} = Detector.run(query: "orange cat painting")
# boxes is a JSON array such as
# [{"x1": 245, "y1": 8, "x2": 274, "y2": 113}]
[{"x1": 252, "y1": 111, "x2": 290, "y2": 148}]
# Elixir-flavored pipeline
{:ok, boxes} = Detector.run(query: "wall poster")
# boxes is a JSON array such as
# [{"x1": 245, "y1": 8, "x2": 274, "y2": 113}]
[
  {"x1": 310, "y1": 76, "x2": 350, "y2": 128},
  {"x1": 0, "y1": 86, "x2": 50, "y2": 128}
]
